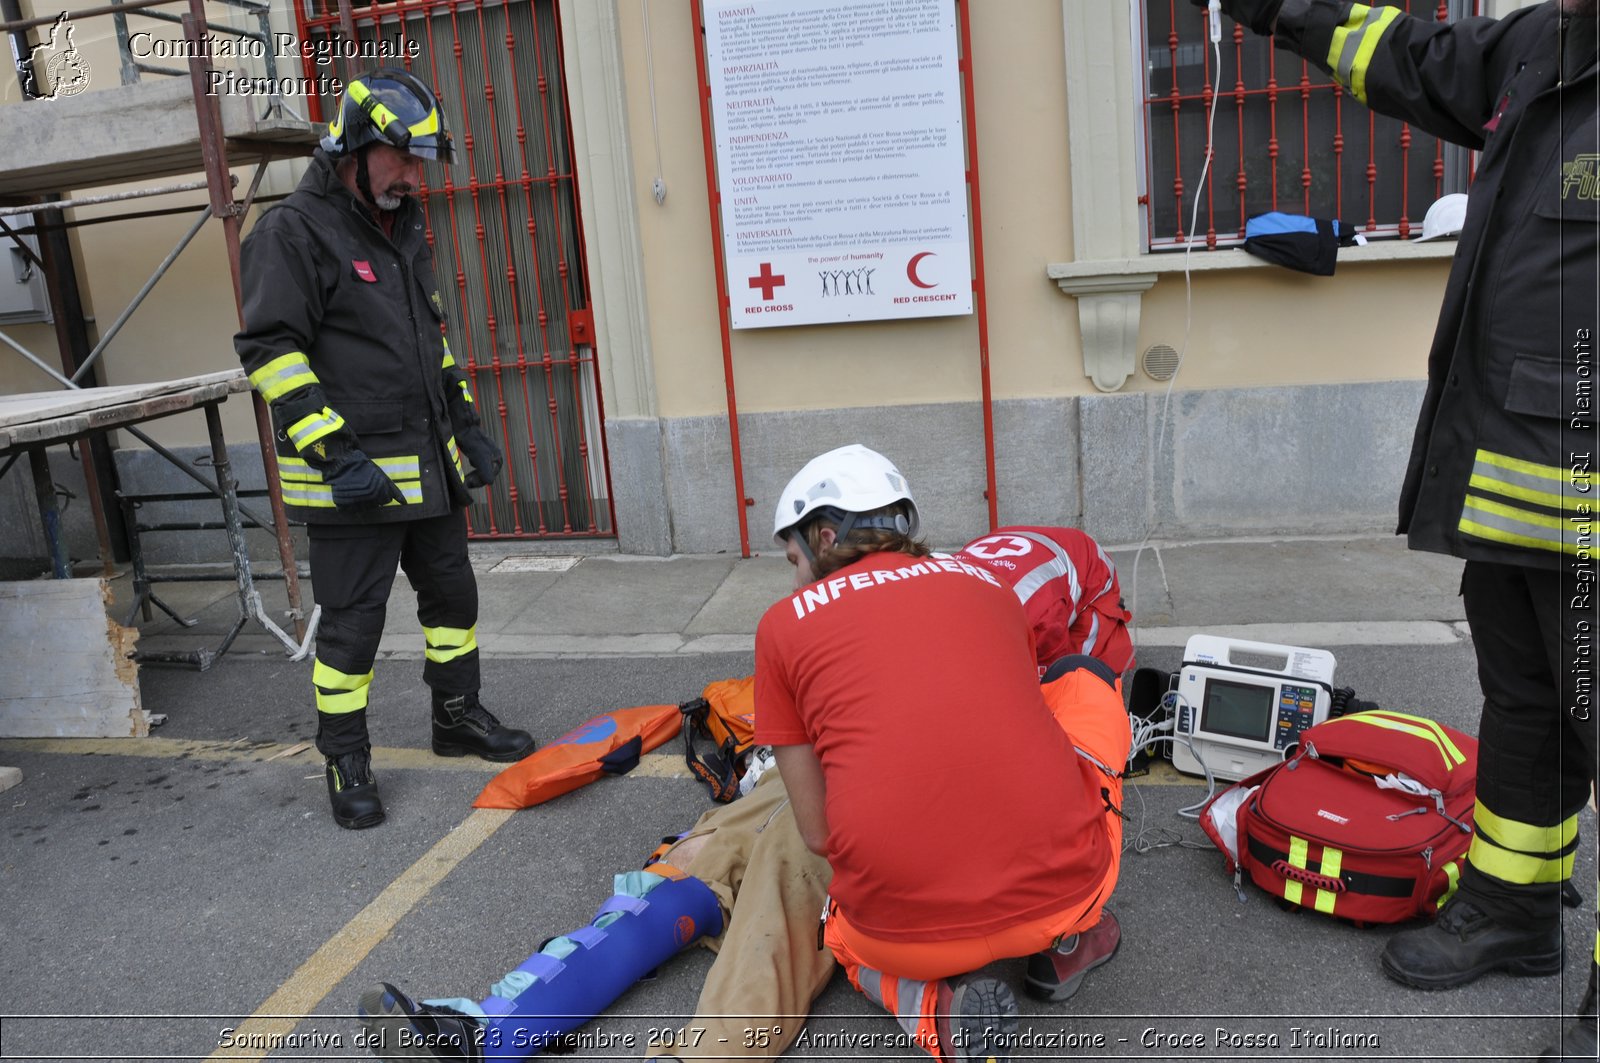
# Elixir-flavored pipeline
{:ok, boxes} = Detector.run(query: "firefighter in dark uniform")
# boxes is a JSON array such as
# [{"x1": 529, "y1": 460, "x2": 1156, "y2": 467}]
[
  {"x1": 235, "y1": 69, "x2": 536, "y2": 831},
  {"x1": 1203, "y1": 1, "x2": 1597, "y2": 1056}
]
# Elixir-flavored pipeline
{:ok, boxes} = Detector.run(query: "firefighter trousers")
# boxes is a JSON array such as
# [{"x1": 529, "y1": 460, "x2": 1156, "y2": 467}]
[
  {"x1": 307, "y1": 508, "x2": 480, "y2": 756},
  {"x1": 1459, "y1": 560, "x2": 1596, "y2": 941}
]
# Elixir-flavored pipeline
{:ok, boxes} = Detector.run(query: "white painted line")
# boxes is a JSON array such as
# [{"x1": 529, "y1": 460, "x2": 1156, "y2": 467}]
[
  {"x1": 372, "y1": 618, "x2": 1471, "y2": 660},
  {"x1": 1131, "y1": 620, "x2": 1465, "y2": 649},
  {"x1": 489, "y1": 555, "x2": 582, "y2": 573}
]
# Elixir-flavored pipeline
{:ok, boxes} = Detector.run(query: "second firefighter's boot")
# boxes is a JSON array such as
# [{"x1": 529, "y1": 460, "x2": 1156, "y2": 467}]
[
  {"x1": 1539, "y1": 963, "x2": 1598, "y2": 1060},
  {"x1": 325, "y1": 747, "x2": 384, "y2": 830},
  {"x1": 431, "y1": 692, "x2": 536, "y2": 762},
  {"x1": 1380, "y1": 896, "x2": 1562, "y2": 989}
]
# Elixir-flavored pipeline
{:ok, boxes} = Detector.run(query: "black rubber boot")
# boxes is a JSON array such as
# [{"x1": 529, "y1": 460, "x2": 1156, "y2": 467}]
[
  {"x1": 1380, "y1": 897, "x2": 1563, "y2": 989},
  {"x1": 357, "y1": 982, "x2": 482, "y2": 1061},
  {"x1": 1540, "y1": 964, "x2": 1598, "y2": 1060},
  {"x1": 431, "y1": 693, "x2": 536, "y2": 762},
  {"x1": 325, "y1": 747, "x2": 384, "y2": 830}
]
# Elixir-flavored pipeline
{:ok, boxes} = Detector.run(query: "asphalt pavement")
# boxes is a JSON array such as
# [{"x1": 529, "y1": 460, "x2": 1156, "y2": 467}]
[{"x1": 1, "y1": 533, "x2": 1594, "y2": 1063}]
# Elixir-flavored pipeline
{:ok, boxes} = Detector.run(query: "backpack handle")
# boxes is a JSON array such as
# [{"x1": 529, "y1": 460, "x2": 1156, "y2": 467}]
[{"x1": 1272, "y1": 859, "x2": 1345, "y2": 893}]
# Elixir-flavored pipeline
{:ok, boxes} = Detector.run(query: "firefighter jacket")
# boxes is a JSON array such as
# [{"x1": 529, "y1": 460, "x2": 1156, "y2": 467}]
[
  {"x1": 1271, "y1": 0, "x2": 1597, "y2": 567},
  {"x1": 234, "y1": 150, "x2": 481, "y2": 525}
]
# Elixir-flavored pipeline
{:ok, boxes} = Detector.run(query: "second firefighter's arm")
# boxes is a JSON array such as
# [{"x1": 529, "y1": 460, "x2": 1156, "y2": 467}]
[
  {"x1": 234, "y1": 224, "x2": 361, "y2": 467},
  {"x1": 1238, "y1": 0, "x2": 1531, "y2": 150}
]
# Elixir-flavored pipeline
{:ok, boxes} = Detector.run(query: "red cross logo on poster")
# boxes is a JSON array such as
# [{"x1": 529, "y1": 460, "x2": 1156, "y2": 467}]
[{"x1": 748, "y1": 263, "x2": 785, "y2": 301}]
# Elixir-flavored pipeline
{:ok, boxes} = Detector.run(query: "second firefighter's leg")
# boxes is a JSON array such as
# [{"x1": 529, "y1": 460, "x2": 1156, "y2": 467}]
[
  {"x1": 307, "y1": 523, "x2": 405, "y2": 830},
  {"x1": 1383, "y1": 562, "x2": 1575, "y2": 988},
  {"x1": 649, "y1": 769, "x2": 837, "y2": 1060},
  {"x1": 399, "y1": 509, "x2": 535, "y2": 761}
]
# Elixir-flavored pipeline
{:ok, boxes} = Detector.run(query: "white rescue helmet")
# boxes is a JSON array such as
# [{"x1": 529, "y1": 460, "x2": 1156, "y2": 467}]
[
  {"x1": 1417, "y1": 193, "x2": 1468, "y2": 242},
  {"x1": 772, "y1": 444, "x2": 920, "y2": 546}
]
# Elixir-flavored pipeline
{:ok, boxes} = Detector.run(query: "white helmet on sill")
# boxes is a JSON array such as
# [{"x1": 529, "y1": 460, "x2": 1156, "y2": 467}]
[
  {"x1": 1417, "y1": 193, "x2": 1469, "y2": 242},
  {"x1": 772, "y1": 444, "x2": 920, "y2": 546}
]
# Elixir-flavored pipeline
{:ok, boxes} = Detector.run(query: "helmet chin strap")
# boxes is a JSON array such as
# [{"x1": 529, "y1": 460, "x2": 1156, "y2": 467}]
[
  {"x1": 355, "y1": 150, "x2": 377, "y2": 210},
  {"x1": 791, "y1": 508, "x2": 910, "y2": 566}
]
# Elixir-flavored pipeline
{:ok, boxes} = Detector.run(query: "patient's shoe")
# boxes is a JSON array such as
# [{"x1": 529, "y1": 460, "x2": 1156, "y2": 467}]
[{"x1": 357, "y1": 982, "x2": 482, "y2": 1062}]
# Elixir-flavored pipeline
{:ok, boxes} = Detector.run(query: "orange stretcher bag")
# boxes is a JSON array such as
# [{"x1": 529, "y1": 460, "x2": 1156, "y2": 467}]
[
  {"x1": 473, "y1": 676, "x2": 759, "y2": 810},
  {"x1": 473, "y1": 702, "x2": 682, "y2": 809}
]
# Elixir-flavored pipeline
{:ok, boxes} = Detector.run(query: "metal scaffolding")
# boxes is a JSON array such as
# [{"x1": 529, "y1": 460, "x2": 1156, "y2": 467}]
[{"x1": 0, "y1": 0, "x2": 321, "y2": 665}]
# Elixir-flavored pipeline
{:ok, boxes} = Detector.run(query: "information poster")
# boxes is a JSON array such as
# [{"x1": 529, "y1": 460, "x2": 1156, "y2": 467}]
[{"x1": 705, "y1": 0, "x2": 973, "y2": 329}]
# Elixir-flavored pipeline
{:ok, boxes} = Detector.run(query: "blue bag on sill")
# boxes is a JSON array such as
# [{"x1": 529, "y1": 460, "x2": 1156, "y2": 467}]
[{"x1": 1243, "y1": 213, "x2": 1363, "y2": 276}]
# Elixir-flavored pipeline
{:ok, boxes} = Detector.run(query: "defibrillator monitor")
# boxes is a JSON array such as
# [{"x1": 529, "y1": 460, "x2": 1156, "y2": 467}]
[{"x1": 1169, "y1": 635, "x2": 1337, "y2": 783}]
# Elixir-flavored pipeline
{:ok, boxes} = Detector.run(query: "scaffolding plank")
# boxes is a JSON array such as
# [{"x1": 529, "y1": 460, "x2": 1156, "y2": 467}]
[
  {"x1": 0, "y1": 370, "x2": 248, "y2": 450},
  {"x1": 0, "y1": 577, "x2": 147, "y2": 738},
  {"x1": 0, "y1": 78, "x2": 321, "y2": 200}
]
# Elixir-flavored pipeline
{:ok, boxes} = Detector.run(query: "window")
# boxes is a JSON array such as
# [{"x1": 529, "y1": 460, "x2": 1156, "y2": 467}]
[{"x1": 1139, "y1": 0, "x2": 1477, "y2": 251}]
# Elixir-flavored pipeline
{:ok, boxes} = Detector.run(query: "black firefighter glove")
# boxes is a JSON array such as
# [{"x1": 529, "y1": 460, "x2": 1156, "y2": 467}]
[
  {"x1": 457, "y1": 425, "x2": 504, "y2": 490},
  {"x1": 325, "y1": 449, "x2": 406, "y2": 508},
  {"x1": 1188, "y1": 0, "x2": 1283, "y2": 36}
]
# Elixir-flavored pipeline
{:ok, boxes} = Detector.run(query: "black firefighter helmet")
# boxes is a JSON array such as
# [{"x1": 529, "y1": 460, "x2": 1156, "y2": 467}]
[{"x1": 322, "y1": 68, "x2": 456, "y2": 163}]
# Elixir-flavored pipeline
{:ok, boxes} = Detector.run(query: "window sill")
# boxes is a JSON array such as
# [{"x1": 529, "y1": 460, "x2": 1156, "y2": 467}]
[
  {"x1": 1046, "y1": 240, "x2": 1460, "y2": 391},
  {"x1": 1047, "y1": 238, "x2": 1460, "y2": 286}
]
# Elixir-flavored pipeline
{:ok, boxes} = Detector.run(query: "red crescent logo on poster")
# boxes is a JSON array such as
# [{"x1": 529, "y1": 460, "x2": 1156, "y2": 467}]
[{"x1": 906, "y1": 251, "x2": 937, "y2": 289}]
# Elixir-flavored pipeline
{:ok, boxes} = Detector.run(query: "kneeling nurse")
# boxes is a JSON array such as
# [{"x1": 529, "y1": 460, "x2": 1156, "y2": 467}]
[{"x1": 757, "y1": 445, "x2": 1130, "y2": 1063}]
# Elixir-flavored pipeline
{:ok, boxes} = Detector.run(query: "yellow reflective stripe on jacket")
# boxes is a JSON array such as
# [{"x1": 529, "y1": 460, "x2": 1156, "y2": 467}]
[
  {"x1": 1472, "y1": 802, "x2": 1579, "y2": 856},
  {"x1": 423, "y1": 624, "x2": 478, "y2": 664},
  {"x1": 1284, "y1": 836, "x2": 1309, "y2": 906},
  {"x1": 287, "y1": 407, "x2": 347, "y2": 453},
  {"x1": 442, "y1": 340, "x2": 456, "y2": 370},
  {"x1": 248, "y1": 351, "x2": 319, "y2": 403},
  {"x1": 1314, "y1": 847, "x2": 1343, "y2": 914},
  {"x1": 275, "y1": 456, "x2": 326, "y2": 483},
  {"x1": 312, "y1": 660, "x2": 373, "y2": 714},
  {"x1": 1461, "y1": 495, "x2": 1592, "y2": 556},
  {"x1": 276, "y1": 454, "x2": 422, "y2": 507},
  {"x1": 1327, "y1": 3, "x2": 1402, "y2": 104},
  {"x1": 1470, "y1": 450, "x2": 1593, "y2": 510},
  {"x1": 447, "y1": 435, "x2": 465, "y2": 481},
  {"x1": 1460, "y1": 449, "x2": 1595, "y2": 555},
  {"x1": 373, "y1": 455, "x2": 421, "y2": 480},
  {"x1": 373, "y1": 455, "x2": 424, "y2": 505},
  {"x1": 276, "y1": 456, "x2": 335, "y2": 507},
  {"x1": 1339, "y1": 712, "x2": 1464, "y2": 770}
]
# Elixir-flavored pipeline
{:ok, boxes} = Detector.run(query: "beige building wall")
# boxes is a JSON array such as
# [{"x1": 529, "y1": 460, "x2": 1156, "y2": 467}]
[
  {"x1": 615, "y1": 0, "x2": 1451, "y2": 416},
  {"x1": 2, "y1": 0, "x2": 1509, "y2": 560}
]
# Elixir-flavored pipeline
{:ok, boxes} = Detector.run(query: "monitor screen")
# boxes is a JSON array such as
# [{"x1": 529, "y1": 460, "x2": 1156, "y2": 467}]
[{"x1": 1200, "y1": 678, "x2": 1275, "y2": 743}]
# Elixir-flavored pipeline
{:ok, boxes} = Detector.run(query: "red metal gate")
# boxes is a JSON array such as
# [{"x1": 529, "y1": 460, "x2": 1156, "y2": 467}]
[{"x1": 295, "y1": 0, "x2": 615, "y2": 539}]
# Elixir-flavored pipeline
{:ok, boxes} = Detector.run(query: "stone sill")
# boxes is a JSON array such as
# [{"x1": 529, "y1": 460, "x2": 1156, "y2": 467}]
[{"x1": 1047, "y1": 238, "x2": 1459, "y2": 288}]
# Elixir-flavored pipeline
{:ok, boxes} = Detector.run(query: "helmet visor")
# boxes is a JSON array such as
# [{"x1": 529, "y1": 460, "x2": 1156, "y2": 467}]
[{"x1": 404, "y1": 132, "x2": 456, "y2": 164}]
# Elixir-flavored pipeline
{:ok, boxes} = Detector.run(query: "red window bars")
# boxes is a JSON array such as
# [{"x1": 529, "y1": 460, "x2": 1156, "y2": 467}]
[
  {"x1": 294, "y1": 0, "x2": 616, "y2": 540},
  {"x1": 1141, "y1": 0, "x2": 1477, "y2": 251}
]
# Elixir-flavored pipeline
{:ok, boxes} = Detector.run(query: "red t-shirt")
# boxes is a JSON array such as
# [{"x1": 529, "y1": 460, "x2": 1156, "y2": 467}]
[
  {"x1": 955, "y1": 526, "x2": 1134, "y2": 675},
  {"x1": 754, "y1": 550, "x2": 1112, "y2": 943}
]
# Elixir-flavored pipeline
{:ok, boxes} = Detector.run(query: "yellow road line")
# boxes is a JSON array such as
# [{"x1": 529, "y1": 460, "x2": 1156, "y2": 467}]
[{"x1": 203, "y1": 806, "x2": 514, "y2": 1063}]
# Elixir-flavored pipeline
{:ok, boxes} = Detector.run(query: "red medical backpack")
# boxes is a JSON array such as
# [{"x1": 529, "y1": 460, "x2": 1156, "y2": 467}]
[{"x1": 1201, "y1": 710, "x2": 1477, "y2": 925}]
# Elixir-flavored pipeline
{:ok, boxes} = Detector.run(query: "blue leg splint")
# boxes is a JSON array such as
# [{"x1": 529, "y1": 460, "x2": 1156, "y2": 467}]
[{"x1": 470, "y1": 872, "x2": 723, "y2": 1061}]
